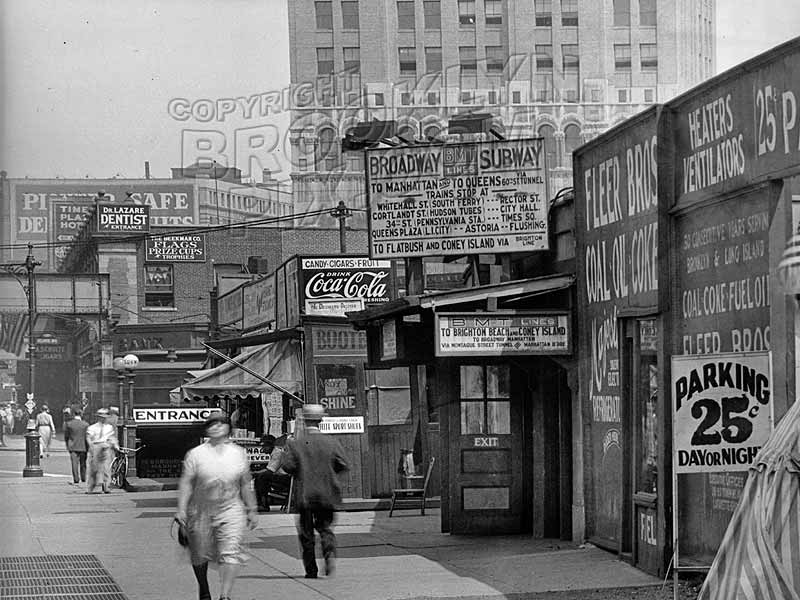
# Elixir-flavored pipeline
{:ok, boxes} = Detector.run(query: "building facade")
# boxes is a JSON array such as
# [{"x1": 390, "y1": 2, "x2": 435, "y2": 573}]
[{"x1": 287, "y1": 0, "x2": 715, "y2": 224}]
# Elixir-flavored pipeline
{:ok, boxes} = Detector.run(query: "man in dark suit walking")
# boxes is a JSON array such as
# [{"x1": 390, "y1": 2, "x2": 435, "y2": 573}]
[
  {"x1": 283, "y1": 404, "x2": 349, "y2": 579},
  {"x1": 64, "y1": 407, "x2": 90, "y2": 485}
]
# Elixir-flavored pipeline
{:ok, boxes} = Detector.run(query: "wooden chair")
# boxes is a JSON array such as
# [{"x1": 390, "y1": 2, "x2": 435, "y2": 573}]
[
  {"x1": 389, "y1": 457, "x2": 435, "y2": 517},
  {"x1": 267, "y1": 475, "x2": 294, "y2": 513}
]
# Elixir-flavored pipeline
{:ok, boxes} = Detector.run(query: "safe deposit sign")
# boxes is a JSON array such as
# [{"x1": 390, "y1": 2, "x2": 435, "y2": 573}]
[
  {"x1": 366, "y1": 139, "x2": 549, "y2": 258},
  {"x1": 671, "y1": 352, "x2": 772, "y2": 473}
]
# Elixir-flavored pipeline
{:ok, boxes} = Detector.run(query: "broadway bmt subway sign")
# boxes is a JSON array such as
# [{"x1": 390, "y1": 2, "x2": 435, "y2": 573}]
[
  {"x1": 435, "y1": 312, "x2": 570, "y2": 357},
  {"x1": 367, "y1": 139, "x2": 550, "y2": 258},
  {"x1": 671, "y1": 352, "x2": 773, "y2": 473}
]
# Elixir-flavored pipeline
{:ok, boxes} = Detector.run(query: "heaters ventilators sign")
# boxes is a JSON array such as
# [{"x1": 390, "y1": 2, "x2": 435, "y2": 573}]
[{"x1": 671, "y1": 352, "x2": 773, "y2": 473}]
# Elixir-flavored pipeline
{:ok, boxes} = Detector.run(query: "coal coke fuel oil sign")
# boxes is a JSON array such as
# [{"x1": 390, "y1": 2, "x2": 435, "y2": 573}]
[{"x1": 671, "y1": 352, "x2": 773, "y2": 473}]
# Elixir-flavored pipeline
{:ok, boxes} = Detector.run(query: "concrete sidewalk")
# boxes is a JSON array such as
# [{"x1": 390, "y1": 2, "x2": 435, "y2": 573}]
[{"x1": 0, "y1": 449, "x2": 662, "y2": 600}]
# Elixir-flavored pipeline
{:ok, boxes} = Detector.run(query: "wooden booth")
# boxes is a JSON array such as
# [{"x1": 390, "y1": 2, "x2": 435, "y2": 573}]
[{"x1": 350, "y1": 274, "x2": 577, "y2": 536}]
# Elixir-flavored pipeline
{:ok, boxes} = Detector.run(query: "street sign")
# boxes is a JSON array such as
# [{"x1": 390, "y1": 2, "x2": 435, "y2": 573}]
[{"x1": 24, "y1": 399, "x2": 35, "y2": 412}]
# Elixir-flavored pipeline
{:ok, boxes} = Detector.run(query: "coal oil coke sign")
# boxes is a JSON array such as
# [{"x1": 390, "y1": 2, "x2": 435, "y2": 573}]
[
  {"x1": 367, "y1": 139, "x2": 549, "y2": 258},
  {"x1": 145, "y1": 234, "x2": 206, "y2": 262},
  {"x1": 671, "y1": 352, "x2": 773, "y2": 473}
]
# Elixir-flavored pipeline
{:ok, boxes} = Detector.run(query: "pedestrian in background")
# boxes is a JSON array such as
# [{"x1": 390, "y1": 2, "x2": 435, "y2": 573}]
[
  {"x1": 252, "y1": 435, "x2": 292, "y2": 512},
  {"x1": 36, "y1": 405, "x2": 56, "y2": 458},
  {"x1": 86, "y1": 408, "x2": 117, "y2": 494},
  {"x1": 13, "y1": 405, "x2": 24, "y2": 435},
  {"x1": 64, "y1": 407, "x2": 89, "y2": 486},
  {"x1": 283, "y1": 404, "x2": 349, "y2": 579},
  {"x1": 107, "y1": 406, "x2": 120, "y2": 430},
  {"x1": 175, "y1": 412, "x2": 258, "y2": 600},
  {"x1": 0, "y1": 404, "x2": 9, "y2": 447}
]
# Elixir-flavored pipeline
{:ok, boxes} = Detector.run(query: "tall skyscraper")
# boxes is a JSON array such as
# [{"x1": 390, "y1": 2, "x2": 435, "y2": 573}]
[{"x1": 287, "y1": 0, "x2": 715, "y2": 227}]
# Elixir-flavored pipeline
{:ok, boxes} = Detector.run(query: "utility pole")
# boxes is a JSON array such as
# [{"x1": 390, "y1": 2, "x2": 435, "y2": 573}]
[
  {"x1": 330, "y1": 200, "x2": 352, "y2": 253},
  {"x1": 23, "y1": 243, "x2": 42, "y2": 477}
]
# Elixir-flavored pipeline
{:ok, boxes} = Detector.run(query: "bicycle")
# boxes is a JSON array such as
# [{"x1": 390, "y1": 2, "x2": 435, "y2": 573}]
[{"x1": 110, "y1": 445, "x2": 145, "y2": 488}]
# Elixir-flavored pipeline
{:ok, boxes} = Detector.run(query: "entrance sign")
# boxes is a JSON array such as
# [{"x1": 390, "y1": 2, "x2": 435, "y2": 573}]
[
  {"x1": 133, "y1": 406, "x2": 222, "y2": 425},
  {"x1": 366, "y1": 139, "x2": 549, "y2": 258},
  {"x1": 317, "y1": 416, "x2": 364, "y2": 434},
  {"x1": 671, "y1": 352, "x2": 773, "y2": 474},
  {"x1": 435, "y1": 312, "x2": 570, "y2": 356},
  {"x1": 145, "y1": 235, "x2": 206, "y2": 262}
]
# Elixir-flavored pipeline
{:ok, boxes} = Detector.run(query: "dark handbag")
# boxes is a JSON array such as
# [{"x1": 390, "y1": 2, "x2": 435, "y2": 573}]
[{"x1": 173, "y1": 518, "x2": 189, "y2": 547}]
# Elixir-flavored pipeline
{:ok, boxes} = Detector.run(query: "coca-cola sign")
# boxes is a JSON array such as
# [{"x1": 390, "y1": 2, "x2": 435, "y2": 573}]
[{"x1": 300, "y1": 257, "x2": 394, "y2": 316}]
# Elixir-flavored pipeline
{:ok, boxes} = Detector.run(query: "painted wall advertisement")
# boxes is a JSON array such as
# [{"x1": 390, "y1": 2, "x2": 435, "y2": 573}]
[
  {"x1": 672, "y1": 352, "x2": 772, "y2": 474},
  {"x1": 367, "y1": 139, "x2": 549, "y2": 258},
  {"x1": 9, "y1": 181, "x2": 197, "y2": 269},
  {"x1": 145, "y1": 235, "x2": 206, "y2": 262},
  {"x1": 674, "y1": 186, "x2": 777, "y2": 565},
  {"x1": 435, "y1": 312, "x2": 570, "y2": 356},
  {"x1": 574, "y1": 110, "x2": 659, "y2": 546},
  {"x1": 316, "y1": 364, "x2": 358, "y2": 415},
  {"x1": 300, "y1": 257, "x2": 394, "y2": 317},
  {"x1": 243, "y1": 274, "x2": 276, "y2": 330}
]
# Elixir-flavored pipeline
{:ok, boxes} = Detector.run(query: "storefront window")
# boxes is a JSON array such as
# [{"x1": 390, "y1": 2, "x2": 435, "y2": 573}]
[
  {"x1": 365, "y1": 367, "x2": 411, "y2": 425},
  {"x1": 460, "y1": 364, "x2": 510, "y2": 434},
  {"x1": 637, "y1": 320, "x2": 658, "y2": 494}
]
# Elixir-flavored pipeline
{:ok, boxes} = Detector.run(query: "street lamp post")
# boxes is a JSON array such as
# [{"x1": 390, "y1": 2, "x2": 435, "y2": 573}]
[
  {"x1": 112, "y1": 357, "x2": 126, "y2": 435},
  {"x1": 22, "y1": 244, "x2": 42, "y2": 478},
  {"x1": 121, "y1": 354, "x2": 138, "y2": 480}
]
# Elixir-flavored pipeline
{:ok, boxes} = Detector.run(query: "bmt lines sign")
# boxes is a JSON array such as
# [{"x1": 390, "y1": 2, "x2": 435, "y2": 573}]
[
  {"x1": 97, "y1": 202, "x2": 149, "y2": 233},
  {"x1": 145, "y1": 234, "x2": 206, "y2": 262},
  {"x1": 366, "y1": 139, "x2": 550, "y2": 258},
  {"x1": 435, "y1": 312, "x2": 570, "y2": 357},
  {"x1": 671, "y1": 352, "x2": 773, "y2": 473}
]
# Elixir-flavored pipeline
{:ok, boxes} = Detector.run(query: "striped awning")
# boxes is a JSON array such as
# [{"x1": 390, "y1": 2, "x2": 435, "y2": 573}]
[{"x1": 698, "y1": 398, "x2": 800, "y2": 599}]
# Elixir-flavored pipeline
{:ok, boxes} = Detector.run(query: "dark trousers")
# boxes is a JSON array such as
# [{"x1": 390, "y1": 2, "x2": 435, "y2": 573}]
[
  {"x1": 69, "y1": 450, "x2": 87, "y2": 483},
  {"x1": 296, "y1": 504, "x2": 335, "y2": 577}
]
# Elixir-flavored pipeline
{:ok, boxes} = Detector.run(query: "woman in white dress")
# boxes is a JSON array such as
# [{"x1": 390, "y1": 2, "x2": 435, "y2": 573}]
[
  {"x1": 175, "y1": 412, "x2": 258, "y2": 600},
  {"x1": 35, "y1": 405, "x2": 56, "y2": 458}
]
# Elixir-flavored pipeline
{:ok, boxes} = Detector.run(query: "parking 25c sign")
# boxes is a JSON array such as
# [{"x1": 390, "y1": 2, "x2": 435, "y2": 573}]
[{"x1": 671, "y1": 352, "x2": 772, "y2": 473}]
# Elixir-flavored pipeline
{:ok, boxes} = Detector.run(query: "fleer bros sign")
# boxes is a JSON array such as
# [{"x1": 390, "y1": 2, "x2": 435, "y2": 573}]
[{"x1": 671, "y1": 352, "x2": 773, "y2": 473}]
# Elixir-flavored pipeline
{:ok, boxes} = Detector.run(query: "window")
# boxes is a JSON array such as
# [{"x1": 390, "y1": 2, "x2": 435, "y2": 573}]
[
  {"x1": 561, "y1": 0, "x2": 578, "y2": 25},
  {"x1": 512, "y1": 90, "x2": 521, "y2": 103},
  {"x1": 459, "y1": 46, "x2": 477, "y2": 77},
  {"x1": 459, "y1": 365, "x2": 510, "y2": 435},
  {"x1": 636, "y1": 320, "x2": 659, "y2": 494},
  {"x1": 563, "y1": 73, "x2": 579, "y2": 102},
  {"x1": 562, "y1": 44, "x2": 579, "y2": 70},
  {"x1": 461, "y1": 90, "x2": 473, "y2": 103},
  {"x1": 458, "y1": 0, "x2": 475, "y2": 26},
  {"x1": 366, "y1": 368, "x2": 412, "y2": 426},
  {"x1": 401, "y1": 92, "x2": 413, "y2": 105},
  {"x1": 486, "y1": 45, "x2": 505, "y2": 74},
  {"x1": 618, "y1": 88, "x2": 629, "y2": 102},
  {"x1": 613, "y1": 0, "x2": 630, "y2": 26},
  {"x1": 535, "y1": 73, "x2": 553, "y2": 101},
  {"x1": 424, "y1": 124, "x2": 441, "y2": 139},
  {"x1": 485, "y1": 0, "x2": 502, "y2": 26},
  {"x1": 564, "y1": 123, "x2": 581, "y2": 157},
  {"x1": 538, "y1": 123, "x2": 556, "y2": 167},
  {"x1": 374, "y1": 92, "x2": 385, "y2": 106},
  {"x1": 399, "y1": 47, "x2": 417, "y2": 76},
  {"x1": 341, "y1": 1, "x2": 359, "y2": 29},
  {"x1": 640, "y1": 43, "x2": 658, "y2": 70},
  {"x1": 144, "y1": 265, "x2": 174, "y2": 307},
  {"x1": 427, "y1": 92, "x2": 440, "y2": 105},
  {"x1": 397, "y1": 1, "x2": 415, "y2": 29},
  {"x1": 488, "y1": 90, "x2": 498, "y2": 104},
  {"x1": 614, "y1": 44, "x2": 631, "y2": 70},
  {"x1": 425, "y1": 47, "x2": 442, "y2": 73},
  {"x1": 534, "y1": 0, "x2": 552, "y2": 26},
  {"x1": 535, "y1": 44, "x2": 553, "y2": 70},
  {"x1": 424, "y1": 1, "x2": 441, "y2": 29},
  {"x1": 315, "y1": 1, "x2": 333, "y2": 29},
  {"x1": 644, "y1": 88, "x2": 655, "y2": 102},
  {"x1": 318, "y1": 127, "x2": 338, "y2": 166},
  {"x1": 640, "y1": 0, "x2": 656, "y2": 26},
  {"x1": 343, "y1": 47, "x2": 360, "y2": 73},
  {"x1": 317, "y1": 47, "x2": 334, "y2": 75}
]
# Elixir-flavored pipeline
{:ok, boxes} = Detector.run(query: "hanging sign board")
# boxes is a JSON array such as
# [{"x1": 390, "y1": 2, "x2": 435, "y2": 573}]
[
  {"x1": 671, "y1": 351, "x2": 773, "y2": 474},
  {"x1": 96, "y1": 202, "x2": 150, "y2": 233},
  {"x1": 145, "y1": 235, "x2": 206, "y2": 262},
  {"x1": 435, "y1": 312, "x2": 570, "y2": 356},
  {"x1": 317, "y1": 416, "x2": 365, "y2": 434},
  {"x1": 367, "y1": 138, "x2": 549, "y2": 258},
  {"x1": 132, "y1": 406, "x2": 222, "y2": 426}
]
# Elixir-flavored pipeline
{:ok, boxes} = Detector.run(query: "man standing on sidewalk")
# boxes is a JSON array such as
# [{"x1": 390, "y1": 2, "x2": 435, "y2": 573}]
[
  {"x1": 64, "y1": 407, "x2": 89, "y2": 485},
  {"x1": 283, "y1": 404, "x2": 349, "y2": 578}
]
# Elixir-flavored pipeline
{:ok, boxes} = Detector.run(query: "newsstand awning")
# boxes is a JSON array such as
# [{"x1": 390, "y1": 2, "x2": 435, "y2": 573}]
[{"x1": 181, "y1": 338, "x2": 303, "y2": 402}]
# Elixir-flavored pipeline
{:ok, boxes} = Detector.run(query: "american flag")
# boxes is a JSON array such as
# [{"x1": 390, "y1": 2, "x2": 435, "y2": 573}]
[{"x1": 0, "y1": 312, "x2": 30, "y2": 358}]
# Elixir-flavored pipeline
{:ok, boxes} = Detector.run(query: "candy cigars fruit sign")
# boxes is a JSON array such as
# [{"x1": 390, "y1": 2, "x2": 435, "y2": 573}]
[{"x1": 671, "y1": 352, "x2": 773, "y2": 474}]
